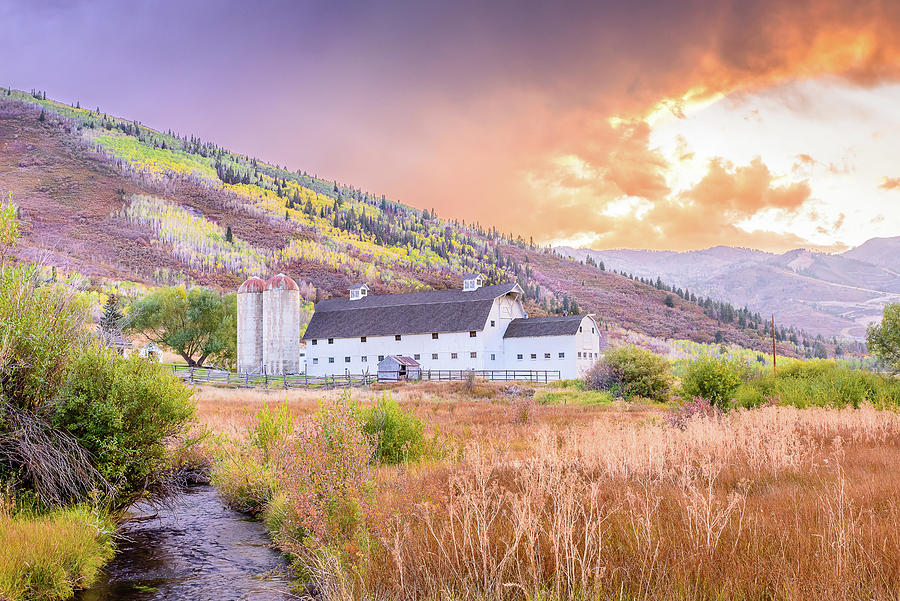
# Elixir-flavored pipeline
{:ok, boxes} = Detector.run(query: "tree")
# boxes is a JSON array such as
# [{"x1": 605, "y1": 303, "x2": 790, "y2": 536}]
[
  {"x1": 98, "y1": 294, "x2": 124, "y2": 339},
  {"x1": 126, "y1": 286, "x2": 236, "y2": 367},
  {"x1": 225, "y1": 225, "x2": 233, "y2": 243},
  {"x1": 867, "y1": 303, "x2": 900, "y2": 372},
  {"x1": 664, "y1": 294, "x2": 675, "y2": 308},
  {"x1": 38, "y1": 109, "x2": 45, "y2": 122}
]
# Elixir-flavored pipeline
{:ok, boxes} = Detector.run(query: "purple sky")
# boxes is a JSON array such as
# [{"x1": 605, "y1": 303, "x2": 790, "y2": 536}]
[{"x1": 3, "y1": 0, "x2": 900, "y2": 251}]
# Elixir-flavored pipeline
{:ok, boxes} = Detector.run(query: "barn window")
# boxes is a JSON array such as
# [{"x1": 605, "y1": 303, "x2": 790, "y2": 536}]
[
  {"x1": 344, "y1": 356, "x2": 350, "y2": 363},
  {"x1": 361, "y1": 336, "x2": 367, "y2": 342},
  {"x1": 395, "y1": 335, "x2": 402, "y2": 341},
  {"x1": 328, "y1": 357, "x2": 334, "y2": 363},
  {"x1": 517, "y1": 354, "x2": 523, "y2": 360},
  {"x1": 328, "y1": 338, "x2": 334, "y2": 344},
  {"x1": 361, "y1": 356, "x2": 367, "y2": 362},
  {"x1": 469, "y1": 331, "x2": 477, "y2": 337},
  {"x1": 530, "y1": 353, "x2": 537, "y2": 360},
  {"x1": 414, "y1": 354, "x2": 420, "y2": 360},
  {"x1": 470, "y1": 352, "x2": 477, "y2": 358},
  {"x1": 544, "y1": 353, "x2": 551, "y2": 359},
  {"x1": 451, "y1": 352, "x2": 458, "y2": 359},
  {"x1": 490, "y1": 320, "x2": 495, "y2": 327},
  {"x1": 578, "y1": 352, "x2": 582, "y2": 358},
  {"x1": 592, "y1": 327, "x2": 595, "y2": 334},
  {"x1": 579, "y1": 327, "x2": 583, "y2": 333},
  {"x1": 432, "y1": 332, "x2": 439, "y2": 339},
  {"x1": 432, "y1": 353, "x2": 438, "y2": 360},
  {"x1": 559, "y1": 352, "x2": 565, "y2": 359},
  {"x1": 378, "y1": 355, "x2": 384, "y2": 362},
  {"x1": 491, "y1": 353, "x2": 496, "y2": 361},
  {"x1": 312, "y1": 339, "x2": 318, "y2": 345},
  {"x1": 312, "y1": 358, "x2": 318, "y2": 364}
]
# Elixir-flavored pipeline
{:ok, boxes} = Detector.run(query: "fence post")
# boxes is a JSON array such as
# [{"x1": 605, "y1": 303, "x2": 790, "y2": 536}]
[
  {"x1": 245, "y1": 373, "x2": 249, "y2": 388},
  {"x1": 189, "y1": 366, "x2": 194, "y2": 384}
]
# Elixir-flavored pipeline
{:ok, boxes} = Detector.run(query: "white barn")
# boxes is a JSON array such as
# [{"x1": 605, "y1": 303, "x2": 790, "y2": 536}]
[{"x1": 301, "y1": 275, "x2": 601, "y2": 379}]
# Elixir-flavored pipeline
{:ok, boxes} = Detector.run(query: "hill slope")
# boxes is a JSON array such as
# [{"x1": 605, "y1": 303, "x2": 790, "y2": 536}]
[{"x1": 0, "y1": 90, "x2": 799, "y2": 355}]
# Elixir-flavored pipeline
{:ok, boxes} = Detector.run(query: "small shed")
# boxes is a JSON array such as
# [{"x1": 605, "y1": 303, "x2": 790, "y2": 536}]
[
  {"x1": 139, "y1": 343, "x2": 163, "y2": 363},
  {"x1": 377, "y1": 355, "x2": 421, "y2": 382}
]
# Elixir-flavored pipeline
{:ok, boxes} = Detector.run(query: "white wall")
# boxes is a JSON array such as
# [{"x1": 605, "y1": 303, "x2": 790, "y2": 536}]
[
  {"x1": 501, "y1": 316, "x2": 602, "y2": 380},
  {"x1": 306, "y1": 329, "x2": 491, "y2": 376}
]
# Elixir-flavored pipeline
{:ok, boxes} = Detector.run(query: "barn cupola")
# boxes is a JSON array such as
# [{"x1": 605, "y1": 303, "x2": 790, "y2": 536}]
[
  {"x1": 349, "y1": 283, "x2": 369, "y2": 300},
  {"x1": 462, "y1": 273, "x2": 485, "y2": 291}
]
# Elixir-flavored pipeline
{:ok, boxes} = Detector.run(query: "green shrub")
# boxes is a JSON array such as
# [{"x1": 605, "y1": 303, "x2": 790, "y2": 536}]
[
  {"x1": 680, "y1": 357, "x2": 749, "y2": 407},
  {"x1": 585, "y1": 346, "x2": 672, "y2": 402},
  {"x1": 210, "y1": 453, "x2": 277, "y2": 515},
  {"x1": 360, "y1": 394, "x2": 426, "y2": 464},
  {"x1": 249, "y1": 403, "x2": 293, "y2": 461},
  {"x1": 733, "y1": 360, "x2": 900, "y2": 409},
  {"x1": 52, "y1": 344, "x2": 195, "y2": 504},
  {"x1": 0, "y1": 504, "x2": 115, "y2": 601}
]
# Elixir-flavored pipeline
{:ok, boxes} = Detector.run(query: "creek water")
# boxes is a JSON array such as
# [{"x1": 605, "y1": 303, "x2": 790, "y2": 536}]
[{"x1": 75, "y1": 485, "x2": 294, "y2": 601}]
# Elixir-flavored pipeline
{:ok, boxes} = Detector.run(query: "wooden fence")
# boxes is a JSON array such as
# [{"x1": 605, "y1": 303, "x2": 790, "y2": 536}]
[
  {"x1": 380, "y1": 369, "x2": 561, "y2": 383},
  {"x1": 167, "y1": 365, "x2": 561, "y2": 389},
  {"x1": 167, "y1": 365, "x2": 377, "y2": 389}
]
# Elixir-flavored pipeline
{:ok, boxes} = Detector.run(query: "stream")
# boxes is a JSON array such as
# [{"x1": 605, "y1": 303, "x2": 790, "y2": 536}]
[{"x1": 76, "y1": 485, "x2": 294, "y2": 601}]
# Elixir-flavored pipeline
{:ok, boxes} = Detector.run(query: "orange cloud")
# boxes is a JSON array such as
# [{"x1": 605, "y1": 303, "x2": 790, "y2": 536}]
[{"x1": 879, "y1": 176, "x2": 900, "y2": 190}]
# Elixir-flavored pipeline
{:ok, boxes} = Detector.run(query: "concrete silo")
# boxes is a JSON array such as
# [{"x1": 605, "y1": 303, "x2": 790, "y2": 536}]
[
  {"x1": 263, "y1": 273, "x2": 301, "y2": 375},
  {"x1": 236, "y1": 276, "x2": 266, "y2": 374}
]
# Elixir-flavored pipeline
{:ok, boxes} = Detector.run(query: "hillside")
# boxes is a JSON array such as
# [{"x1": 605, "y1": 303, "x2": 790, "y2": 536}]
[
  {"x1": 559, "y1": 244, "x2": 900, "y2": 339},
  {"x1": 0, "y1": 89, "x2": 797, "y2": 355},
  {"x1": 843, "y1": 236, "x2": 900, "y2": 273}
]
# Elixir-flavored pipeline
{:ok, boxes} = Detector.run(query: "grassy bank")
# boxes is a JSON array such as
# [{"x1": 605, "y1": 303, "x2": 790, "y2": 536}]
[
  {"x1": 0, "y1": 505, "x2": 115, "y2": 601},
  {"x1": 196, "y1": 381, "x2": 900, "y2": 600}
]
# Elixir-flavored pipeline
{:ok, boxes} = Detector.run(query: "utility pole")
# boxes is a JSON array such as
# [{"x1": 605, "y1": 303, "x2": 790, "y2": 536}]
[{"x1": 771, "y1": 314, "x2": 777, "y2": 376}]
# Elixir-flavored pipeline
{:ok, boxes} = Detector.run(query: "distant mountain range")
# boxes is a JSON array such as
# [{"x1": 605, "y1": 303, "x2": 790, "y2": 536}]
[{"x1": 557, "y1": 241, "x2": 900, "y2": 339}]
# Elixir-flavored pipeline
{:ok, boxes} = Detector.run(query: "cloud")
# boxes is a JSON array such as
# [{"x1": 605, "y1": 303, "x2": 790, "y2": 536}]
[
  {"x1": 4, "y1": 0, "x2": 900, "y2": 251},
  {"x1": 879, "y1": 176, "x2": 900, "y2": 190}
]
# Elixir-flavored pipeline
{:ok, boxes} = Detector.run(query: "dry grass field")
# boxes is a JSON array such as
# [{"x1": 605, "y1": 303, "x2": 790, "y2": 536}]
[{"x1": 194, "y1": 383, "x2": 900, "y2": 601}]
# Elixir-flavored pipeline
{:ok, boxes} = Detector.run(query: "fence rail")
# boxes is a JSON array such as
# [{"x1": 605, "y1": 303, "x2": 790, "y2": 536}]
[
  {"x1": 167, "y1": 365, "x2": 377, "y2": 389},
  {"x1": 167, "y1": 365, "x2": 561, "y2": 389}
]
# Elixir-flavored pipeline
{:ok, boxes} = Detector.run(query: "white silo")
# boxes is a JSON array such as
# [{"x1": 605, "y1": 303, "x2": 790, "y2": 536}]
[
  {"x1": 263, "y1": 273, "x2": 301, "y2": 375},
  {"x1": 237, "y1": 277, "x2": 266, "y2": 374}
]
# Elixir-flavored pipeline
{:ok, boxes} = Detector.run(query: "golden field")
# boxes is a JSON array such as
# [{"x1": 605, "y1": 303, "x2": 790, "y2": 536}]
[{"x1": 194, "y1": 383, "x2": 900, "y2": 601}]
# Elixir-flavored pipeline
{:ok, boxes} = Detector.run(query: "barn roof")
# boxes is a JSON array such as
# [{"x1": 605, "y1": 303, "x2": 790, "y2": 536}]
[
  {"x1": 503, "y1": 315, "x2": 592, "y2": 338},
  {"x1": 303, "y1": 283, "x2": 521, "y2": 339}
]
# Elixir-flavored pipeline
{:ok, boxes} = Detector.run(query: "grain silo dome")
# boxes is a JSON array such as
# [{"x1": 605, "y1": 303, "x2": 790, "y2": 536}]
[
  {"x1": 266, "y1": 273, "x2": 299, "y2": 291},
  {"x1": 238, "y1": 277, "x2": 267, "y2": 294}
]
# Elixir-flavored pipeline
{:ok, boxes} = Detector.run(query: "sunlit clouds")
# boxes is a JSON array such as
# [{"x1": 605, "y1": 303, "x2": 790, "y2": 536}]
[{"x1": 2, "y1": 0, "x2": 899, "y2": 251}]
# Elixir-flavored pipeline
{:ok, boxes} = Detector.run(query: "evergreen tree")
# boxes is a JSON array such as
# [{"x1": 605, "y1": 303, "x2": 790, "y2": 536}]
[
  {"x1": 38, "y1": 109, "x2": 45, "y2": 122},
  {"x1": 98, "y1": 294, "x2": 124, "y2": 339},
  {"x1": 225, "y1": 226, "x2": 233, "y2": 243}
]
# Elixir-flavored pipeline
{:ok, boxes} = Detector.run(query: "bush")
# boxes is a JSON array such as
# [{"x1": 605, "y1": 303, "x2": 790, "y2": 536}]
[
  {"x1": 733, "y1": 360, "x2": 900, "y2": 409},
  {"x1": 585, "y1": 346, "x2": 672, "y2": 402},
  {"x1": 52, "y1": 344, "x2": 195, "y2": 504},
  {"x1": 249, "y1": 403, "x2": 293, "y2": 461},
  {"x1": 271, "y1": 395, "x2": 373, "y2": 549},
  {"x1": 666, "y1": 397, "x2": 723, "y2": 430},
  {"x1": 210, "y1": 453, "x2": 277, "y2": 515},
  {"x1": 680, "y1": 356, "x2": 749, "y2": 407},
  {"x1": 360, "y1": 394, "x2": 426, "y2": 464},
  {"x1": 0, "y1": 504, "x2": 114, "y2": 601}
]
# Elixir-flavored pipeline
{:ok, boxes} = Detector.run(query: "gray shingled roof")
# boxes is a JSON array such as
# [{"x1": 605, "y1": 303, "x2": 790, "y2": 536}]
[
  {"x1": 303, "y1": 283, "x2": 521, "y2": 340},
  {"x1": 503, "y1": 315, "x2": 591, "y2": 338}
]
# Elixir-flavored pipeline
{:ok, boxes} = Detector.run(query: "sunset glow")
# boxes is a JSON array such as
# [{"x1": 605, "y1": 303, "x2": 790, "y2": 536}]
[{"x1": 3, "y1": 0, "x2": 899, "y2": 252}]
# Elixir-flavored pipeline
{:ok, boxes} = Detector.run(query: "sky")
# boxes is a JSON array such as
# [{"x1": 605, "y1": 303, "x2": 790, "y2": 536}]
[{"x1": 1, "y1": 0, "x2": 899, "y2": 253}]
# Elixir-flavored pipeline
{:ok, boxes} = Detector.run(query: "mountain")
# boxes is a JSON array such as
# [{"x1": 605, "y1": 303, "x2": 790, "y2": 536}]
[
  {"x1": 0, "y1": 89, "x2": 804, "y2": 355},
  {"x1": 558, "y1": 243, "x2": 900, "y2": 339},
  {"x1": 843, "y1": 236, "x2": 900, "y2": 273}
]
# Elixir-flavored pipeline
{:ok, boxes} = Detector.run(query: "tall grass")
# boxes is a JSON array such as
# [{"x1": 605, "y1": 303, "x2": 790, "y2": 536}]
[
  {"x1": 0, "y1": 504, "x2": 115, "y2": 601},
  {"x1": 734, "y1": 360, "x2": 900, "y2": 408},
  {"x1": 367, "y1": 406, "x2": 900, "y2": 600}
]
